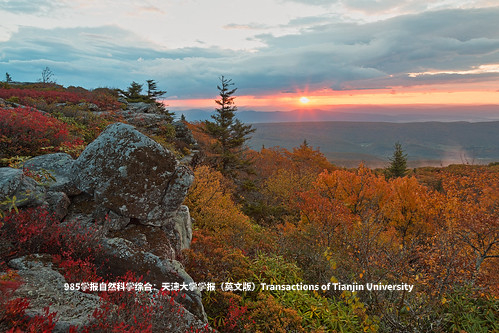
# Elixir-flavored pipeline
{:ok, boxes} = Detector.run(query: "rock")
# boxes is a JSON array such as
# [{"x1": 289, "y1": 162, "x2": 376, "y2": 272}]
[
  {"x1": 100, "y1": 237, "x2": 207, "y2": 322},
  {"x1": 71, "y1": 122, "x2": 191, "y2": 226},
  {"x1": 0, "y1": 168, "x2": 23, "y2": 200},
  {"x1": 9, "y1": 255, "x2": 102, "y2": 332},
  {"x1": 172, "y1": 205, "x2": 193, "y2": 251},
  {"x1": 109, "y1": 224, "x2": 176, "y2": 259},
  {"x1": 117, "y1": 97, "x2": 128, "y2": 104},
  {"x1": 0, "y1": 167, "x2": 46, "y2": 210},
  {"x1": 23, "y1": 153, "x2": 80, "y2": 196},
  {"x1": 162, "y1": 165, "x2": 194, "y2": 213},
  {"x1": 78, "y1": 102, "x2": 99, "y2": 111},
  {"x1": 7, "y1": 254, "x2": 211, "y2": 332},
  {"x1": 123, "y1": 112, "x2": 171, "y2": 128},
  {"x1": 45, "y1": 191, "x2": 71, "y2": 220},
  {"x1": 105, "y1": 210, "x2": 131, "y2": 231},
  {"x1": 173, "y1": 121, "x2": 197, "y2": 146},
  {"x1": 127, "y1": 102, "x2": 158, "y2": 114}
]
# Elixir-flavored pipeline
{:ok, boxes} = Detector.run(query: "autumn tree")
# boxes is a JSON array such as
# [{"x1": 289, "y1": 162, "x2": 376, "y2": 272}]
[
  {"x1": 387, "y1": 142, "x2": 408, "y2": 178},
  {"x1": 442, "y1": 167, "x2": 499, "y2": 286},
  {"x1": 204, "y1": 76, "x2": 255, "y2": 178}
]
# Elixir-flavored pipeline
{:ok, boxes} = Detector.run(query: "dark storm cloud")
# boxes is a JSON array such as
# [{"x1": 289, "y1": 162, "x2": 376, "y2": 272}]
[{"x1": 242, "y1": 7, "x2": 499, "y2": 91}]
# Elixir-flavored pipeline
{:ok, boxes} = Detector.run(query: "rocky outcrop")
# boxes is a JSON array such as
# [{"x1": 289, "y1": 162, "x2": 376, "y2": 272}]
[
  {"x1": 173, "y1": 205, "x2": 193, "y2": 251},
  {"x1": 127, "y1": 102, "x2": 160, "y2": 114},
  {"x1": 111, "y1": 101, "x2": 173, "y2": 130},
  {"x1": 1, "y1": 122, "x2": 206, "y2": 324},
  {"x1": 173, "y1": 121, "x2": 197, "y2": 146}
]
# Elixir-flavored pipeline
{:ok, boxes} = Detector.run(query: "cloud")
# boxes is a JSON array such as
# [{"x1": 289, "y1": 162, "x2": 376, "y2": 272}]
[
  {"x1": 0, "y1": 0, "x2": 64, "y2": 15},
  {"x1": 224, "y1": 23, "x2": 269, "y2": 30},
  {"x1": 0, "y1": 7, "x2": 498, "y2": 98},
  {"x1": 280, "y1": 0, "x2": 338, "y2": 6}
]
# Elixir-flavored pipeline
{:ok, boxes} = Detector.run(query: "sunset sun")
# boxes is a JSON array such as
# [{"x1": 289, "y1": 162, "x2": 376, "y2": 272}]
[{"x1": 299, "y1": 96, "x2": 310, "y2": 104}]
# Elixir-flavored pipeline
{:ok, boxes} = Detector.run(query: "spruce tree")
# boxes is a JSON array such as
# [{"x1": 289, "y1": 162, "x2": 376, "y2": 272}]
[
  {"x1": 146, "y1": 79, "x2": 174, "y2": 121},
  {"x1": 387, "y1": 142, "x2": 408, "y2": 178},
  {"x1": 121, "y1": 81, "x2": 145, "y2": 102},
  {"x1": 120, "y1": 80, "x2": 174, "y2": 121},
  {"x1": 205, "y1": 76, "x2": 255, "y2": 177}
]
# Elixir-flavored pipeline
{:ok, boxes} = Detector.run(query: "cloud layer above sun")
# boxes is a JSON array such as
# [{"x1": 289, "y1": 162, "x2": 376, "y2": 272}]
[{"x1": 1, "y1": 0, "x2": 498, "y2": 108}]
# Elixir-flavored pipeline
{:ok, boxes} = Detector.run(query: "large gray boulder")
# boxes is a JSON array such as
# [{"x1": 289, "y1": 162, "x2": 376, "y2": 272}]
[
  {"x1": 7, "y1": 253, "x2": 211, "y2": 332},
  {"x1": 71, "y1": 122, "x2": 193, "y2": 227}
]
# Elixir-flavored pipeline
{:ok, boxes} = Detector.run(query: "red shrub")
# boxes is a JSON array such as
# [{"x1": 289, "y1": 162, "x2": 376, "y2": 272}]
[
  {"x1": 0, "y1": 88, "x2": 83, "y2": 105},
  {"x1": 0, "y1": 87, "x2": 121, "y2": 110},
  {"x1": 0, "y1": 207, "x2": 105, "y2": 265},
  {"x1": 222, "y1": 297, "x2": 250, "y2": 332},
  {"x1": 0, "y1": 107, "x2": 84, "y2": 158},
  {"x1": 53, "y1": 255, "x2": 101, "y2": 284},
  {"x1": 0, "y1": 207, "x2": 62, "y2": 256}
]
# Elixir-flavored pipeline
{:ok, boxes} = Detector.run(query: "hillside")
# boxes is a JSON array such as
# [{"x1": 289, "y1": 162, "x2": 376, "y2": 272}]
[
  {"x1": 249, "y1": 121, "x2": 499, "y2": 167},
  {"x1": 1, "y1": 83, "x2": 498, "y2": 333},
  {"x1": 179, "y1": 104, "x2": 499, "y2": 123}
]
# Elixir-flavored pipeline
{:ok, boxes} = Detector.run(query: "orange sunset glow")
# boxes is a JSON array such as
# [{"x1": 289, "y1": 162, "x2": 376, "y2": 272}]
[{"x1": 166, "y1": 84, "x2": 499, "y2": 111}]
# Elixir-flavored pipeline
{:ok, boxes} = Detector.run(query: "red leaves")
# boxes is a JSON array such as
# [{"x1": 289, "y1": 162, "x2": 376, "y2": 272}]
[
  {"x1": 0, "y1": 87, "x2": 120, "y2": 110},
  {"x1": 0, "y1": 207, "x2": 62, "y2": 254},
  {"x1": 0, "y1": 107, "x2": 83, "y2": 157}
]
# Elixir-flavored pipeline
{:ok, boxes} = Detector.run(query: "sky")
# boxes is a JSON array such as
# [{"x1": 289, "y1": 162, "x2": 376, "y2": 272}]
[{"x1": 1, "y1": 0, "x2": 498, "y2": 111}]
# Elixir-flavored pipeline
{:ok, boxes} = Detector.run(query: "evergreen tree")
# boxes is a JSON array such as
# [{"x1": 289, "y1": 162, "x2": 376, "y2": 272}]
[
  {"x1": 5, "y1": 73, "x2": 12, "y2": 83},
  {"x1": 146, "y1": 79, "x2": 174, "y2": 121},
  {"x1": 146, "y1": 79, "x2": 166, "y2": 99},
  {"x1": 120, "y1": 80, "x2": 174, "y2": 121},
  {"x1": 387, "y1": 142, "x2": 408, "y2": 178},
  {"x1": 205, "y1": 76, "x2": 255, "y2": 177},
  {"x1": 121, "y1": 81, "x2": 145, "y2": 102}
]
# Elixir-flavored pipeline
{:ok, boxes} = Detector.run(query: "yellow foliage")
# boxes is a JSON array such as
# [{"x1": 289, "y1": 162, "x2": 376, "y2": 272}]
[{"x1": 185, "y1": 165, "x2": 250, "y2": 231}]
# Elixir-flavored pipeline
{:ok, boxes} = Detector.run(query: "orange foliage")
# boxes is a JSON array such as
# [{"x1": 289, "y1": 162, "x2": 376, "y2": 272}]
[
  {"x1": 185, "y1": 165, "x2": 247, "y2": 231},
  {"x1": 440, "y1": 166, "x2": 499, "y2": 291}
]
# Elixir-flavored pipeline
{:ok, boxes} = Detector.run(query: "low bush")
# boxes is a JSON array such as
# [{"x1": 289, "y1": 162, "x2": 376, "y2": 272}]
[{"x1": 0, "y1": 107, "x2": 84, "y2": 159}]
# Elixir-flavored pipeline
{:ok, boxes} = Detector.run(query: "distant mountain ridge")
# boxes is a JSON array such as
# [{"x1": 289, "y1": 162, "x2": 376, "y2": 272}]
[
  {"x1": 178, "y1": 105, "x2": 499, "y2": 123},
  {"x1": 248, "y1": 121, "x2": 499, "y2": 168}
]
